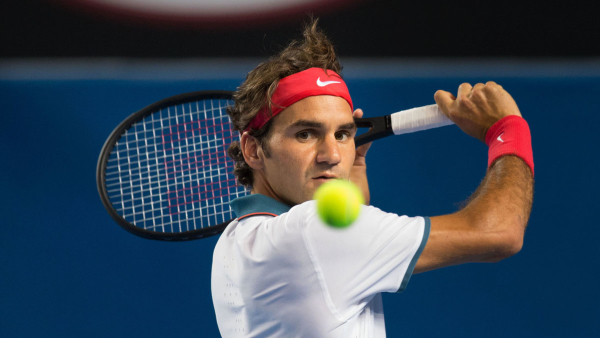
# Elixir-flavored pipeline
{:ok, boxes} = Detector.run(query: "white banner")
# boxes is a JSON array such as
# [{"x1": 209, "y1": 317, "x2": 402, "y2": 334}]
[{"x1": 63, "y1": 0, "x2": 351, "y2": 17}]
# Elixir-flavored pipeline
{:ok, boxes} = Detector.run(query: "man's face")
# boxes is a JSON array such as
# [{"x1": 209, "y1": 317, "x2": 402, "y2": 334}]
[{"x1": 256, "y1": 95, "x2": 357, "y2": 206}]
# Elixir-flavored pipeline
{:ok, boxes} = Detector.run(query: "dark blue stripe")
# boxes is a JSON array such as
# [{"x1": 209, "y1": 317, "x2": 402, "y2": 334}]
[
  {"x1": 229, "y1": 194, "x2": 291, "y2": 218},
  {"x1": 397, "y1": 216, "x2": 431, "y2": 293}
]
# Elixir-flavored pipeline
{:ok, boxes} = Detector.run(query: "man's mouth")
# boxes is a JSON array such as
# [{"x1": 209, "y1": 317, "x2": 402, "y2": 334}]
[{"x1": 312, "y1": 174, "x2": 338, "y2": 180}]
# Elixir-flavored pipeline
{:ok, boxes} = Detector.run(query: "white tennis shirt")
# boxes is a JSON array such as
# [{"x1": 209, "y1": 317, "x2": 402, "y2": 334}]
[{"x1": 212, "y1": 194, "x2": 430, "y2": 338}]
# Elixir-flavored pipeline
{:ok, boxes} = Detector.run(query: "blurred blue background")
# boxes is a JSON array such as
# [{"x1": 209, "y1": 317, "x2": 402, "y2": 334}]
[{"x1": 1, "y1": 60, "x2": 599, "y2": 337}]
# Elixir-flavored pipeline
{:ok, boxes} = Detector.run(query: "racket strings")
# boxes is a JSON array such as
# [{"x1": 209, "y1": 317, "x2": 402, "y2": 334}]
[
  {"x1": 105, "y1": 105, "x2": 233, "y2": 166},
  {"x1": 105, "y1": 98, "x2": 248, "y2": 233},
  {"x1": 104, "y1": 141, "x2": 233, "y2": 181}
]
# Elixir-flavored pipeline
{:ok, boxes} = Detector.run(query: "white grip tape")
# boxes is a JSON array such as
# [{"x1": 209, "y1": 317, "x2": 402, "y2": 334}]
[{"x1": 390, "y1": 104, "x2": 454, "y2": 135}]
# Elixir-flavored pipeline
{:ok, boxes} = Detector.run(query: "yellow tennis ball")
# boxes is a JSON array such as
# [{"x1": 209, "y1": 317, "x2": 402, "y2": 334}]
[{"x1": 314, "y1": 179, "x2": 364, "y2": 228}]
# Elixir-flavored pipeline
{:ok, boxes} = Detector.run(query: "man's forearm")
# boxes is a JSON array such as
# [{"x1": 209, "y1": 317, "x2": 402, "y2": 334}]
[{"x1": 460, "y1": 155, "x2": 534, "y2": 258}]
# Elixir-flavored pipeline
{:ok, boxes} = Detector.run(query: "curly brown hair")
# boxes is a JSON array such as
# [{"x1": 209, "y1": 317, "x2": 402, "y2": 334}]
[{"x1": 227, "y1": 18, "x2": 343, "y2": 188}]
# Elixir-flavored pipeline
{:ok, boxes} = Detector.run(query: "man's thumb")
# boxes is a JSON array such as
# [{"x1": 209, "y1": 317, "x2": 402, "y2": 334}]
[{"x1": 434, "y1": 90, "x2": 455, "y2": 117}]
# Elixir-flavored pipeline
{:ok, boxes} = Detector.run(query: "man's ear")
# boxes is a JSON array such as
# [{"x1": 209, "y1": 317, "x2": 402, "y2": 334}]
[{"x1": 241, "y1": 132, "x2": 264, "y2": 170}]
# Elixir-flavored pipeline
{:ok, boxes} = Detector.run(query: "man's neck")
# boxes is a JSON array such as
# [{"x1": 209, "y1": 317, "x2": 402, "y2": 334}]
[{"x1": 251, "y1": 174, "x2": 294, "y2": 207}]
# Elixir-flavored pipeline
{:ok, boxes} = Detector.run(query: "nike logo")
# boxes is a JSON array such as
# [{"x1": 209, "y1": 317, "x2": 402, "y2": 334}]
[
  {"x1": 497, "y1": 133, "x2": 504, "y2": 142},
  {"x1": 316, "y1": 77, "x2": 341, "y2": 87}
]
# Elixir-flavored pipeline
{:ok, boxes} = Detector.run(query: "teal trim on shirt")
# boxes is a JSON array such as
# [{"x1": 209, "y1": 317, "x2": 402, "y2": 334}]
[
  {"x1": 230, "y1": 194, "x2": 292, "y2": 218},
  {"x1": 397, "y1": 216, "x2": 431, "y2": 293}
]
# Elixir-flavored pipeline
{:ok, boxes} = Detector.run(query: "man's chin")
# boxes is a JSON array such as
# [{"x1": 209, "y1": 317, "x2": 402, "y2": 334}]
[{"x1": 307, "y1": 177, "x2": 339, "y2": 200}]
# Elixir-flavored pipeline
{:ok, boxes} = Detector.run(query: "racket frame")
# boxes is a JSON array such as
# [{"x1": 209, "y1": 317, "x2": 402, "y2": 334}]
[
  {"x1": 96, "y1": 90, "x2": 237, "y2": 241},
  {"x1": 354, "y1": 115, "x2": 394, "y2": 146}
]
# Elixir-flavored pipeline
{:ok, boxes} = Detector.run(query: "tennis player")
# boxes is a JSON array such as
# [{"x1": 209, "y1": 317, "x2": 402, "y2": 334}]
[{"x1": 211, "y1": 20, "x2": 534, "y2": 337}]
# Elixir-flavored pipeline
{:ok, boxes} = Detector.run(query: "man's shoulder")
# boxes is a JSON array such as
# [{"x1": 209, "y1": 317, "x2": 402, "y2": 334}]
[
  {"x1": 287, "y1": 202, "x2": 423, "y2": 235},
  {"x1": 216, "y1": 200, "x2": 317, "y2": 247}
]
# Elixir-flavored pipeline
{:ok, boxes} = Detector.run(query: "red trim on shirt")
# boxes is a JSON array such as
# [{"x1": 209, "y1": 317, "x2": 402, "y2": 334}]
[{"x1": 237, "y1": 212, "x2": 278, "y2": 220}]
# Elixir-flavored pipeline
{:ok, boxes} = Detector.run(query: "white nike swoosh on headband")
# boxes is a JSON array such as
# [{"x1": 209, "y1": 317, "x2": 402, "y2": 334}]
[{"x1": 316, "y1": 77, "x2": 341, "y2": 87}]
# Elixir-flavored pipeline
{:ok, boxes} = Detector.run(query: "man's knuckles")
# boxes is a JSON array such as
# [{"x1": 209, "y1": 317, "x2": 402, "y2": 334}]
[
  {"x1": 457, "y1": 83, "x2": 473, "y2": 96},
  {"x1": 483, "y1": 81, "x2": 502, "y2": 93},
  {"x1": 472, "y1": 88, "x2": 486, "y2": 101},
  {"x1": 456, "y1": 93, "x2": 476, "y2": 108},
  {"x1": 473, "y1": 83, "x2": 485, "y2": 91}
]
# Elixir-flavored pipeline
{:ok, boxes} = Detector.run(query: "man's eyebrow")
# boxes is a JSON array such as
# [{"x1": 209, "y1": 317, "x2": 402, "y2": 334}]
[
  {"x1": 338, "y1": 122, "x2": 357, "y2": 130},
  {"x1": 288, "y1": 120, "x2": 323, "y2": 129},
  {"x1": 287, "y1": 120, "x2": 357, "y2": 130}
]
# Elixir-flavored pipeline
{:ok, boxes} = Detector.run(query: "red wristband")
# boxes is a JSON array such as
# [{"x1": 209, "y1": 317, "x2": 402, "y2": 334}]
[{"x1": 485, "y1": 115, "x2": 534, "y2": 176}]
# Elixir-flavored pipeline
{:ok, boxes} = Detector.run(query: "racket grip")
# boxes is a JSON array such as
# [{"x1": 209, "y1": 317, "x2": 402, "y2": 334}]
[{"x1": 390, "y1": 104, "x2": 454, "y2": 135}]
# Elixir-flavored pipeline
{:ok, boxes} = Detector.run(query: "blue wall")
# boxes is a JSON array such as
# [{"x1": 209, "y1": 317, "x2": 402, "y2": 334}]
[{"x1": 1, "y1": 62, "x2": 599, "y2": 337}]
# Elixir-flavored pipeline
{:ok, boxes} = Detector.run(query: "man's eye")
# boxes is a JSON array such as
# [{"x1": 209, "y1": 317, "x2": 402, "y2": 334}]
[
  {"x1": 335, "y1": 131, "x2": 350, "y2": 141},
  {"x1": 297, "y1": 131, "x2": 314, "y2": 140}
]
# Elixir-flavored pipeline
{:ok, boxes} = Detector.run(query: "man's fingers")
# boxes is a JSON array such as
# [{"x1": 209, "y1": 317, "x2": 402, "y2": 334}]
[
  {"x1": 352, "y1": 108, "x2": 371, "y2": 158},
  {"x1": 434, "y1": 90, "x2": 456, "y2": 117},
  {"x1": 356, "y1": 141, "x2": 372, "y2": 158},
  {"x1": 457, "y1": 82, "x2": 473, "y2": 99},
  {"x1": 352, "y1": 108, "x2": 363, "y2": 119},
  {"x1": 472, "y1": 83, "x2": 485, "y2": 93}
]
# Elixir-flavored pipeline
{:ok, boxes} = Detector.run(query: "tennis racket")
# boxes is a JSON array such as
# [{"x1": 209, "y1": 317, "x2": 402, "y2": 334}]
[{"x1": 96, "y1": 90, "x2": 454, "y2": 241}]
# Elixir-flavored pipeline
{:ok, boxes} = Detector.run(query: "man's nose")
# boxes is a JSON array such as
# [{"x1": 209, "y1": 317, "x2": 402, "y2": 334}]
[{"x1": 316, "y1": 134, "x2": 341, "y2": 164}]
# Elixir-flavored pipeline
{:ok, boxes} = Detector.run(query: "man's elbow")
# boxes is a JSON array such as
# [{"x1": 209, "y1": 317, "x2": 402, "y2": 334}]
[{"x1": 486, "y1": 228, "x2": 525, "y2": 262}]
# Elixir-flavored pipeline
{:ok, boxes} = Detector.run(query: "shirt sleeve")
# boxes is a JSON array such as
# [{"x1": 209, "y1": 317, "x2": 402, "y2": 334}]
[{"x1": 290, "y1": 201, "x2": 429, "y2": 315}]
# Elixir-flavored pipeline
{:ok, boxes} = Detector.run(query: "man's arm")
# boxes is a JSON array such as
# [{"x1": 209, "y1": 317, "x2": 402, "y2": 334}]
[{"x1": 414, "y1": 82, "x2": 534, "y2": 274}]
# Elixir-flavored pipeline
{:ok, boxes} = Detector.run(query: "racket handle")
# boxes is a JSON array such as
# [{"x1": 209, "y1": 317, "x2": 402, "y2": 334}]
[{"x1": 390, "y1": 104, "x2": 454, "y2": 135}]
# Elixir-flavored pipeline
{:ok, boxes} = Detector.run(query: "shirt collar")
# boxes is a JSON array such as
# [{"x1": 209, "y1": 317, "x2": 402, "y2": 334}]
[{"x1": 230, "y1": 194, "x2": 292, "y2": 218}]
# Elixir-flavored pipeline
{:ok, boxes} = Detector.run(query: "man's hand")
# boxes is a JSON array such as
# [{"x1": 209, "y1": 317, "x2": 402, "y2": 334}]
[
  {"x1": 434, "y1": 82, "x2": 522, "y2": 142},
  {"x1": 349, "y1": 108, "x2": 372, "y2": 205}
]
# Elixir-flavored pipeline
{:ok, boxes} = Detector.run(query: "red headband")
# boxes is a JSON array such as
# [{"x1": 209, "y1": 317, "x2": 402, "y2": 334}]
[{"x1": 245, "y1": 68, "x2": 353, "y2": 131}]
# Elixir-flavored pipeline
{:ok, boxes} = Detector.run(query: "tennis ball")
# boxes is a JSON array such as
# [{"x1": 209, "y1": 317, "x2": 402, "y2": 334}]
[{"x1": 314, "y1": 179, "x2": 364, "y2": 228}]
